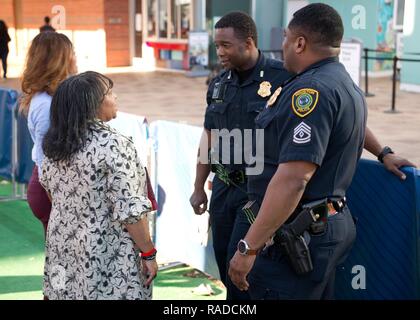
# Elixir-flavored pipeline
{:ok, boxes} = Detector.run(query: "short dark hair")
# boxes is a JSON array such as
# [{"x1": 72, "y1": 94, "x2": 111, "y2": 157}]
[
  {"x1": 44, "y1": 16, "x2": 50, "y2": 24},
  {"x1": 215, "y1": 11, "x2": 258, "y2": 46},
  {"x1": 289, "y1": 3, "x2": 344, "y2": 48},
  {"x1": 43, "y1": 71, "x2": 113, "y2": 162}
]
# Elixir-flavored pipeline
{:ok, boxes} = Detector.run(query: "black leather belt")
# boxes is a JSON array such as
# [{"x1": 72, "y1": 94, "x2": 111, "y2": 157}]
[
  {"x1": 287, "y1": 198, "x2": 346, "y2": 224},
  {"x1": 329, "y1": 198, "x2": 346, "y2": 212}
]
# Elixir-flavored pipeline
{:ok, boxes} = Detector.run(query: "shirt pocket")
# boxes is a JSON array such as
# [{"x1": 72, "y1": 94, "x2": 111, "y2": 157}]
[
  {"x1": 255, "y1": 106, "x2": 278, "y2": 129},
  {"x1": 206, "y1": 102, "x2": 229, "y2": 129},
  {"x1": 240, "y1": 100, "x2": 267, "y2": 129},
  {"x1": 247, "y1": 101, "x2": 267, "y2": 114}
]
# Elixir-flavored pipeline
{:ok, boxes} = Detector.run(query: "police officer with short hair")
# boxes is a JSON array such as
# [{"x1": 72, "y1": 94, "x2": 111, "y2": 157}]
[
  {"x1": 189, "y1": 12, "x2": 291, "y2": 300},
  {"x1": 228, "y1": 3, "x2": 368, "y2": 299}
]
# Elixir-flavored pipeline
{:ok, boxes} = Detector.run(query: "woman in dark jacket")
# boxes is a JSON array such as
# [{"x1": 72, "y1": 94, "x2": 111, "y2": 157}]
[{"x1": 0, "y1": 20, "x2": 11, "y2": 79}]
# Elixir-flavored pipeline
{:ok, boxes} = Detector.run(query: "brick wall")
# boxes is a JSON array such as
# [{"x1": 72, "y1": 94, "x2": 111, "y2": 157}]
[
  {"x1": 0, "y1": 0, "x2": 15, "y2": 27},
  {"x1": 15, "y1": 0, "x2": 104, "y2": 30},
  {"x1": 104, "y1": 0, "x2": 130, "y2": 67},
  {"x1": 2, "y1": 0, "x2": 132, "y2": 69}
]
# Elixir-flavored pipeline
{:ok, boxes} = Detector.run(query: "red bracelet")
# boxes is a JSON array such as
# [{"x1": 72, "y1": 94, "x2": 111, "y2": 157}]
[{"x1": 141, "y1": 248, "x2": 157, "y2": 257}]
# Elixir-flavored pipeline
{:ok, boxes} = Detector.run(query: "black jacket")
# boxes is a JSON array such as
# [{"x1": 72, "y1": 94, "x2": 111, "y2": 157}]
[{"x1": 0, "y1": 31, "x2": 11, "y2": 55}]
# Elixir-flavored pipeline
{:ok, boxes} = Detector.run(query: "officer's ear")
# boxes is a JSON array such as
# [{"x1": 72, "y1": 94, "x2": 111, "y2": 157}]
[
  {"x1": 244, "y1": 37, "x2": 255, "y2": 50},
  {"x1": 295, "y1": 36, "x2": 306, "y2": 54}
]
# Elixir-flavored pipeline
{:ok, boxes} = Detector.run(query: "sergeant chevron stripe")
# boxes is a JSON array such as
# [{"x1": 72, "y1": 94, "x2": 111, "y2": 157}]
[{"x1": 293, "y1": 122, "x2": 311, "y2": 144}]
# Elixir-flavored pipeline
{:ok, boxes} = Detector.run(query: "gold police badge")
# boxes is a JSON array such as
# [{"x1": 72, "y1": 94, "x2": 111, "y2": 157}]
[
  {"x1": 266, "y1": 86, "x2": 283, "y2": 108},
  {"x1": 258, "y1": 81, "x2": 272, "y2": 98},
  {"x1": 292, "y1": 88, "x2": 319, "y2": 117}
]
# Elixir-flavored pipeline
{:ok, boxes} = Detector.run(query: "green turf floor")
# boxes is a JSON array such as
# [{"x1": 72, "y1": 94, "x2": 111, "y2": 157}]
[
  {"x1": 0, "y1": 182, "x2": 13, "y2": 197},
  {"x1": 0, "y1": 181, "x2": 226, "y2": 300}
]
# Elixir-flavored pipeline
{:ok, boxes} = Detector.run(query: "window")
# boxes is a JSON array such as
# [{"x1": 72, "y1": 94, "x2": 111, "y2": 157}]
[
  {"x1": 170, "y1": 0, "x2": 179, "y2": 38},
  {"x1": 179, "y1": 0, "x2": 191, "y2": 39},
  {"x1": 170, "y1": 0, "x2": 191, "y2": 39},
  {"x1": 147, "y1": 0, "x2": 191, "y2": 40},
  {"x1": 158, "y1": 0, "x2": 168, "y2": 38},
  {"x1": 393, "y1": 0, "x2": 405, "y2": 31},
  {"x1": 147, "y1": 0, "x2": 157, "y2": 37}
]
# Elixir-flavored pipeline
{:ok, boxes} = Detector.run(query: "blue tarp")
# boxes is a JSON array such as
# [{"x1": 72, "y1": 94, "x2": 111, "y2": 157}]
[
  {"x1": 15, "y1": 108, "x2": 34, "y2": 183},
  {"x1": 0, "y1": 88, "x2": 17, "y2": 180},
  {"x1": 0, "y1": 87, "x2": 34, "y2": 184},
  {"x1": 336, "y1": 159, "x2": 420, "y2": 299}
]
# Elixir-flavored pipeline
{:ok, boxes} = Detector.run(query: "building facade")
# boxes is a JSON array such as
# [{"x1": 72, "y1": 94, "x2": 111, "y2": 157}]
[
  {"x1": 1, "y1": 0, "x2": 204, "y2": 72},
  {"x1": 1, "y1": 0, "x2": 419, "y2": 91}
]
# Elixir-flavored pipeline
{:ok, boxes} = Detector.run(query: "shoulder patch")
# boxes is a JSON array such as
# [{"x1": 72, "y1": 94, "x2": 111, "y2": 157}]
[{"x1": 292, "y1": 88, "x2": 319, "y2": 118}]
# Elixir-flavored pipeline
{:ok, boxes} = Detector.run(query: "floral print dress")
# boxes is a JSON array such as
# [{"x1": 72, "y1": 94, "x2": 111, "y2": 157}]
[{"x1": 40, "y1": 122, "x2": 152, "y2": 300}]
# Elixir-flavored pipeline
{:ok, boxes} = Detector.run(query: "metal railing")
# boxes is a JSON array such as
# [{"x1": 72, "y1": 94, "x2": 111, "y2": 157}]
[
  {"x1": 363, "y1": 48, "x2": 420, "y2": 113},
  {"x1": 261, "y1": 49, "x2": 283, "y2": 61}
]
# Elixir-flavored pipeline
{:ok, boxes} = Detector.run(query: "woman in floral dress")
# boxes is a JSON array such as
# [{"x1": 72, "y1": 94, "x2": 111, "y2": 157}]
[{"x1": 40, "y1": 71, "x2": 157, "y2": 300}]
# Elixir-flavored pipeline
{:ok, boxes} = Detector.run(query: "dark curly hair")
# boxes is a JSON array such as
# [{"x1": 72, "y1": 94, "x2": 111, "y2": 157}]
[
  {"x1": 43, "y1": 71, "x2": 113, "y2": 162},
  {"x1": 289, "y1": 3, "x2": 344, "y2": 48},
  {"x1": 215, "y1": 11, "x2": 258, "y2": 46}
]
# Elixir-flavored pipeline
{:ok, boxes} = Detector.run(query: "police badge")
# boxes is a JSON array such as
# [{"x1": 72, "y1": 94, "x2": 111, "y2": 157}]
[
  {"x1": 266, "y1": 86, "x2": 282, "y2": 108},
  {"x1": 258, "y1": 81, "x2": 272, "y2": 98}
]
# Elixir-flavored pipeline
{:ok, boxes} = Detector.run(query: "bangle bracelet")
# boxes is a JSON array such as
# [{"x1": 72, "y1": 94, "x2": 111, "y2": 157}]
[{"x1": 141, "y1": 247, "x2": 157, "y2": 257}]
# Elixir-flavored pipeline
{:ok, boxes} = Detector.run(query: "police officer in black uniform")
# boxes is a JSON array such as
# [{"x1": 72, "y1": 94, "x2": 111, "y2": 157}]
[
  {"x1": 228, "y1": 3, "x2": 368, "y2": 299},
  {"x1": 189, "y1": 12, "x2": 291, "y2": 300}
]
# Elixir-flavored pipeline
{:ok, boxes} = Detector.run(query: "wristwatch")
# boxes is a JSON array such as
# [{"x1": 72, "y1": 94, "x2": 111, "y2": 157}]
[
  {"x1": 237, "y1": 239, "x2": 258, "y2": 256},
  {"x1": 378, "y1": 146, "x2": 394, "y2": 163}
]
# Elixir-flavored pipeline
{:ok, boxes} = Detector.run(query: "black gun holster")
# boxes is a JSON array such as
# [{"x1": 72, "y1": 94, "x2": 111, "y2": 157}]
[{"x1": 242, "y1": 199, "x2": 329, "y2": 275}]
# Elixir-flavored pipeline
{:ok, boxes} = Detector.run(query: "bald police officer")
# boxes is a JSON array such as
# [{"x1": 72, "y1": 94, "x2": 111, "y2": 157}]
[{"x1": 229, "y1": 3, "x2": 368, "y2": 299}]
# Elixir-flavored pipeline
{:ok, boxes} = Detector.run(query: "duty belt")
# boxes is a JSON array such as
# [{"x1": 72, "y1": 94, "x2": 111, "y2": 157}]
[
  {"x1": 288, "y1": 198, "x2": 346, "y2": 224},
  {"x1": 325, "y1": 198, "x2": 346, "y2": 219},
  {"x1": 242, "y1": 198, "x2": 347, "y2": 275}
]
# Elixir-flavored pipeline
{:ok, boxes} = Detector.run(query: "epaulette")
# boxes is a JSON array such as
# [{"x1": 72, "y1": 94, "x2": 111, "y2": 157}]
[{"x1": 267, "y1": 58, "x2": 285, "y2": 70}]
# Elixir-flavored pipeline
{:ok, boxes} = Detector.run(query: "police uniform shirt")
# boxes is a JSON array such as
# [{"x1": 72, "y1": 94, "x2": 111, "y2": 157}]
[
  {"x1": 248, "y1": 57, "x2": 367, "y2": 203},
  {"x1": 204, "y1": 51, "x2": 291, "y2": 171}
]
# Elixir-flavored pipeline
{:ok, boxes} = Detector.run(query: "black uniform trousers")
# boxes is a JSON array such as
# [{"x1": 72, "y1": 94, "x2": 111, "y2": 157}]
[
  {"x1": 209, "y1": 176, "x2": 251, "y2": 300},
  {"x1": 247, "y1": 206, "x2": 356, "y2": 300}
]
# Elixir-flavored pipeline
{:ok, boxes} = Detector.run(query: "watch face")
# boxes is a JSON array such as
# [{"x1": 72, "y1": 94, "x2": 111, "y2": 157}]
[{"x1": 237, "y1": 240, "x2": 247, "y2": 255}]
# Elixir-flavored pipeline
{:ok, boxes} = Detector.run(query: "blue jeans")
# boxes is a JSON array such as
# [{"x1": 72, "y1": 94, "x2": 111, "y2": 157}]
[
  {"x1": 248, "y1": 207, "x2": 357, "y2": 300},
  {"x1": 209, "y1": 177, "x2": 251, "y2": 300}
]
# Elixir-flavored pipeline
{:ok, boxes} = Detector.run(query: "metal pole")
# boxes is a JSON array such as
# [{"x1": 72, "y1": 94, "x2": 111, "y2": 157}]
[
  {"x1": 392, "y1": 56, "x2": 397, "y2": 112},
  {"x1": 150, "y1": 125, "x2": 158, "y2": 245},
  {"x1": 12, "y1": 105, "x2": 18, "y2": 199},
  {"x1": 364, "y1": 48, "x2": 374, "y2": 97},
  {"x1": 385, "y1": 55, "x2": 399, "y2": 113},
  {"x1": 364, "y1": 48, "x2": 368, "y2": 94}
]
